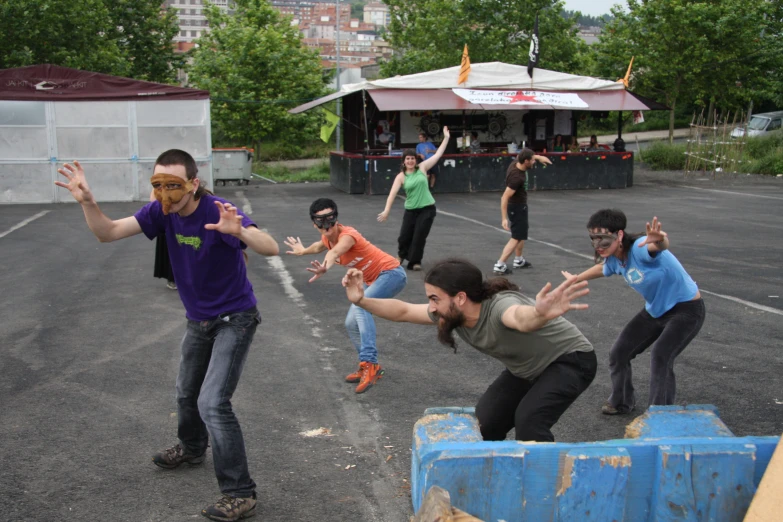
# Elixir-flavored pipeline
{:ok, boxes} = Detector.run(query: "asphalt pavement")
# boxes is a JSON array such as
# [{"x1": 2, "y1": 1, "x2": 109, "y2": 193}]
[{"x1": 1, "y1": 167, "x2": 781, "y2": 521}]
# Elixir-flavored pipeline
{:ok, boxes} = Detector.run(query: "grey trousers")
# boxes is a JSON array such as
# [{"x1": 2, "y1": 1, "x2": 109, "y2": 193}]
[{"x1": 607, "y1": 299, "x2": 706, "y2": 412}]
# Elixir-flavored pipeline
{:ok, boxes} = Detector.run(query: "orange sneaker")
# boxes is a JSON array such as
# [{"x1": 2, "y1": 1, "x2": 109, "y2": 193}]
[
  {"x1": 355, "y1": 362, "x2": 384, "y2": 394},
  {"x1": 345, "y1": 364, "x2": 363, "y2": 383}
]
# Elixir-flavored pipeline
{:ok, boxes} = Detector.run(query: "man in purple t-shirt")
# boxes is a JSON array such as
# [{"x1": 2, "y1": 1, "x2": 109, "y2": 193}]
[{"x1": 55, "y1": 150, "x2": 279, "y2": 521}]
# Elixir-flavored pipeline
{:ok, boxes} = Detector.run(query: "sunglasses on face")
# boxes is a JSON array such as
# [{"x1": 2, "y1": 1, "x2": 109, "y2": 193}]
[{"x1": 589, "y1": 233, "x2": 618, "y2": 249}]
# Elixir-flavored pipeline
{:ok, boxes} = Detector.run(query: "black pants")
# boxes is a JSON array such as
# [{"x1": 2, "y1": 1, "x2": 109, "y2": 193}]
[
  {"x1": 397, "y1": 205, "x2": 436, "y2": 268},
  {"x1": 608, "y1": 299, "x2": 706, "y2": 412},
  {"x1": 475, "y1": 351, "x2": 597, "y2": 442}
]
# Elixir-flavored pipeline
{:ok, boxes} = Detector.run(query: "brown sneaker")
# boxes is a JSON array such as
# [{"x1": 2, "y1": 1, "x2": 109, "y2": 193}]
[
  {"x1": 202, "y1": 494, "x2": 256, "y2": 521},
  {"x1": 152, "y1": 443, "x2": 206, "y2": 469},
  {"x1": 345, "y1": 364, "x2": 363, "y2": 383},
  {"x1": 601, "y1": 402, "x2": 634, "y2": 415},
  {"x1": 355, "y1": 362, "x2": 384, "y2": 394}
]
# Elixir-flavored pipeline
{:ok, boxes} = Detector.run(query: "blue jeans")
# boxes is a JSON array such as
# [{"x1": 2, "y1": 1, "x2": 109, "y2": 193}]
[
  {"x1": 176, "y1": 306, "x2": 261, "y2": 498},
  {"x1": 345, "y1": 266, "x2": 407, "y2": 364}
]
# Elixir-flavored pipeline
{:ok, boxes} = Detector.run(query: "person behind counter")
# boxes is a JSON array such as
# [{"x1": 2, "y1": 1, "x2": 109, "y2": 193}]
[
  {"x1": 416, "y1": 132, "x2": 439, "y2": 188},
  {"x1": 469, "y1": 132, "x2": 481, "y2": 153},
  {"x1": 552, "y1": 134, "x2": 565, "y2": 152}
]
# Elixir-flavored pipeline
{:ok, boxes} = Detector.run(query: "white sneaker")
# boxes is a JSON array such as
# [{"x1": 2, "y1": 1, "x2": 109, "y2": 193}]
[{"x1": 493, "y1": 263, "x2": 512, "y2": 275}]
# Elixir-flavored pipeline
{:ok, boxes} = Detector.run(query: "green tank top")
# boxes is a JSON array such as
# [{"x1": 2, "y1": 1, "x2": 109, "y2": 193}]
[{"x1": 402, "y1": 169, "x2": 436, "y2": 210}]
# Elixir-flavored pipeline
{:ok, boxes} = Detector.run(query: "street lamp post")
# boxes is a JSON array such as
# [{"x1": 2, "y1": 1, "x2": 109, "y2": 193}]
[{"x1": 335, "y1": 0, "x2": 341, "y2": 151}]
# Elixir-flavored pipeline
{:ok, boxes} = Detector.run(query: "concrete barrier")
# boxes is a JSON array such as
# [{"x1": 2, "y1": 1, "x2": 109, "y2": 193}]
[{"x1": 411, "y1": 405, "x2": 779, "y2": 522}]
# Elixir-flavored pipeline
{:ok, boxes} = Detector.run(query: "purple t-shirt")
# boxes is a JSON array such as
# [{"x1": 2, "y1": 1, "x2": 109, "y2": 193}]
[{"x1": 135, "y1": 194, "x2": 257, "y2": 321}]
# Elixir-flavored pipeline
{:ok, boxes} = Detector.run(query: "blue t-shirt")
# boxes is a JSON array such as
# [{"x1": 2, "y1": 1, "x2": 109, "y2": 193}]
[
  {"x1": 603, "y1": 237, "x2": 699, "y2": 318},
  {"x1": 416, "y1": 141, "x2": 436, "y2": 160},
  {"x1": 135, "y1": 194, "x2": 257, "y2": 321}
]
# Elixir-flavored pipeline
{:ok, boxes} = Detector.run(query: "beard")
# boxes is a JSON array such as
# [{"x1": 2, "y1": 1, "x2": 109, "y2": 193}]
[{"x1": 435, "y1": 303, "x2": 466, "y2": 353}]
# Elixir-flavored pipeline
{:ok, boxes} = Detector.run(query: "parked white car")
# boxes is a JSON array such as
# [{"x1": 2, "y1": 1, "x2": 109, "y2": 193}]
[{"x1": 731, "y1": 111, "x2": 783, "y2": 138}]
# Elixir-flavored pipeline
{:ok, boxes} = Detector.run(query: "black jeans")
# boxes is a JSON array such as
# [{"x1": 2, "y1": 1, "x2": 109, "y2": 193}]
[
  {"x1": 176, "y1": 306, "x2": 261, "y2": 497},
  {"x1": 397, "y1": 205, "x2": 436, "y2": 268},
  {"x1": 475, "y1": 350, "x2": 597, "y2": 442},
  {"x1": 608, "y1": 299, "x2": 706, "y2": 412}
]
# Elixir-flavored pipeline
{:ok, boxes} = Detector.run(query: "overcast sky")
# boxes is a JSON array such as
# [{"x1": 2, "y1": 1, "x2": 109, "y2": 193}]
[{"x1": 562, "y1": 0, "x2": 626, "y2": 17}]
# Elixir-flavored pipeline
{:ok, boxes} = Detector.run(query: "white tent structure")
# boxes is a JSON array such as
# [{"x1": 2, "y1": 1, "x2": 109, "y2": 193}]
[
  {"x1": 291, "y1": 62, "x2": 665, "y2": 114},
  {"x1": 344, "y1": 62, "x2": 623, "y2": 92},
  {"x1": 0, "y1": 65, "x2": 213, "y2": 204}
]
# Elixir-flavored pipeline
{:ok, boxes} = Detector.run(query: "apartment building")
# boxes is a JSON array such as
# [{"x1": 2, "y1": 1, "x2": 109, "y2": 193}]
[
  {"x1": 166, "y1": 0, "x2": 234, "y2": 45},
  {"x1": 363, "y1": 2, "x2": 390, "y2": 28},
  {"x1": 269, "y1": 1, "x2": 395, "y2": 72},
  {"x1": 270, "y1": 0, "x2": 351, "y2": 26}
]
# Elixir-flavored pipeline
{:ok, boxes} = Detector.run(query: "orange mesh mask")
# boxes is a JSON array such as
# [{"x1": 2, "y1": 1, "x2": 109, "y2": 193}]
[{"x1": 151, "y1": 173, "x2": 194, "y2": 215}]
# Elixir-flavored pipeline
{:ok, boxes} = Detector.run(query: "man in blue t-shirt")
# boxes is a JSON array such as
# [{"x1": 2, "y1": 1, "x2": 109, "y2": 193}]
[
  {"x1": 416, "y1": 132, "x2": 439, "y2": 188},
  {"x1": 55, "y1": 150, "x2": 279, "y2": 521}
]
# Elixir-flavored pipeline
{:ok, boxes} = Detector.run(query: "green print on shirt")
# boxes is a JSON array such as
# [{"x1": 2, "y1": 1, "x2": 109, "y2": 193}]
[{"x1": 176, "y1": 234, "x2": 203, "y2": 250}]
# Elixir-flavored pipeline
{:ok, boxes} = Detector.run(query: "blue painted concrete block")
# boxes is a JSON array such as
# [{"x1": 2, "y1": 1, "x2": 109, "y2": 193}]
[{"x1": 411, "y1": 405, "x2": 779, "y2": 521}]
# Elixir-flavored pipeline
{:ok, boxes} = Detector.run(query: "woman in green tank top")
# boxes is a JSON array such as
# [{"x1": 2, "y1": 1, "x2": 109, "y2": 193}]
[{"x1": 378, "y1": 126, "x2": 451, "y2": 271}]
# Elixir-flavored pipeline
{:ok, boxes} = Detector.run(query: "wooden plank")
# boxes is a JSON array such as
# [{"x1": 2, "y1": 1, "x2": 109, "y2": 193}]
[
  {"x1": 412, "y1": 486, "x2": 485, "y2": 522},
  {"x1": 412, "y1": 486, "x2": 453, "y2": 522},
  {"x1": 744, "y1": 435, "x2": 783, "y2": 522}
]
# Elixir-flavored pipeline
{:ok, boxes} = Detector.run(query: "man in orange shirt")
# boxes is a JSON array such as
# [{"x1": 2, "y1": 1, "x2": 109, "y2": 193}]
[{"x1": 284, "y1": 198, "x2": 407, "y2": 393}]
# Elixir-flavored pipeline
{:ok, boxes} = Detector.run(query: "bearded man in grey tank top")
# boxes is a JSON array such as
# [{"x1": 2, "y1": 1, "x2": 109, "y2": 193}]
[{"x1": 342, "y1": 258, "x2": 597, "y2": 442}]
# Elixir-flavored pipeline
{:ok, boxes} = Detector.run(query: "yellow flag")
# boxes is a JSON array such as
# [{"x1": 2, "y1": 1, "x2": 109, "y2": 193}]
[
  {"x1": 458, "y1": 44, "x2": 471, "y2": 85},
  {"x1": 320, "y1": 108, "x2": 340, "y2": 143},
  {"x1": 617, "y1": 56, "x2": 634, "y2": 88}
]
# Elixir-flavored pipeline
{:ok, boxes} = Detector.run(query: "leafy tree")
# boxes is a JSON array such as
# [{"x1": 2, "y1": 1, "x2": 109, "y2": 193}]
[
  {"x1": 188, "y1": 0, "x2": 327, "y2": 159},
  {"x1": 0, "y1": 0, "x2": 184, "y2": 83},
  {"x1": 593, "y1": 0, "x2": 783, "y2": 139},
  {"x1": 0, "y1": 0, "x2": 125, "y2": 72},
  {"x1": 105, "y1": 0, "x2": 185, "y2": 83},
  {"x1": 350, "y1": 1, "x2": 367, "y2": 20},
  {"x1": 380, "y1": 0, "x2": 591, "y2": 78}
]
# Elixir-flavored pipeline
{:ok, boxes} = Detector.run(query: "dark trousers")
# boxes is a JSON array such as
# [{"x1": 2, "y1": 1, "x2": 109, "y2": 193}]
[
  {"x1": 397, "y1": 205, "x2": 436, "y2": 268},
  {"x1": 176, "y1": 306, "x2": 261, "y2": 497},
  {"x1": 608, "y1": 299, "x2": 706, "y2": 412},
  {"x1": 475, "y1": 350, "x2": 597, "y2": 442},
  {"x1": 154, "y1": 233, "x2": 175, "y2": 283}
]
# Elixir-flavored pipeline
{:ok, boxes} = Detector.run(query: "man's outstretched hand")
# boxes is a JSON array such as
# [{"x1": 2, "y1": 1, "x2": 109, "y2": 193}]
[
  {"x1": 55, "y1": 161, "x2": 94, "y2": 204},
  {"x1": 534, "y1": 275, "x2": 589, "y2": 321},
  {"x1": 205, "y1": 201, "x2": 243, "y2": 236}
]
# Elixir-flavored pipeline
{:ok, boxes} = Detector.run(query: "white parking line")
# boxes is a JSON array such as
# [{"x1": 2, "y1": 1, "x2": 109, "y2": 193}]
[
  {"x1": 680, "y1": 186, "x2": 783, "y2": 200},
  {"x1": 265, "y1": 251, "x2": 324, "y2": 339},
  {"x1": 436, "y1": 209, "x2": 594, "y2": 261},
  {"x1": 437, "y1": 208, "x2": 783, "y2": 316},
  {"x1": 235, "y1": 191, "x2": 253, "y2": 215},
  {"x1": 699, "y1": 290, "x2": 783, "y2": 316},
  {"x1": 0, "y1": 210, "x2": 50, "y2": 239}
]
